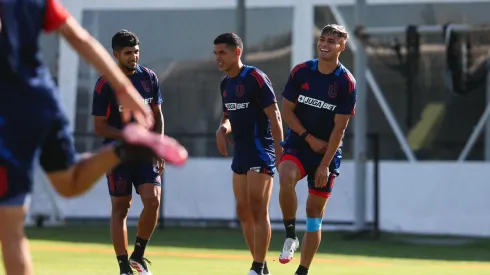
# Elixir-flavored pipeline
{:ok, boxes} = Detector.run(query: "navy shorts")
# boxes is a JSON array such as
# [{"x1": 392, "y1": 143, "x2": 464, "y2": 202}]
[
  {"x1": 231, "y1": 147, "x2": 276, "y2": 177},
  {"x1": 0, "y1": 88, "x2": 76, "y2": 203},
  {"x1": 280, "y1": 142, "x2": 341, "y2": 199},
  {"x1": 106, "y1": 160, "x2": 162, "y2": 197}
]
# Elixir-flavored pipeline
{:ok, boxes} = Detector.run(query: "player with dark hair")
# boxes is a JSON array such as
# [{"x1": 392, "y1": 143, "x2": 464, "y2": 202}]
[
  {"x1": 92, "y1": 29, "x2": 164, "y2": 275},
  {"x1": 0, "y1": 1, "x2": 187, "y2": 275},
  {"x1": 214, "y1": 32, "x2": 284, "y2": 275},
  {"x1": 277, "y1": 24, "x2": 357, "y2": 275}
]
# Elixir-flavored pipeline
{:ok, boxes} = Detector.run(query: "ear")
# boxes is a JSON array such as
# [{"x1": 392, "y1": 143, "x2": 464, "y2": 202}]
[
  {"x1": 235, "y1": 47, "x2": 242, "y2": 57},
  {"x1": 340, "y1": 42, "x2": 346, "y2": 51},
  {"x1": 112, "y1": 50, "x2": 118, "y2": 59}
]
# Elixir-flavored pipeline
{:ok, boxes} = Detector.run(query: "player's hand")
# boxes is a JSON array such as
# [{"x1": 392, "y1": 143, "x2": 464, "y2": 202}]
[
  {"x1": 275, "y1": 145, "x2": 284, "y2": 171},
  {"x1": 156, "y1": 158, "x2": 165, "y2": 175},
  {"x1": 306, "y1": 135, "x2": 328, "y2": 154},
  {"x1": 117, "y1": 85, "x2": 154, "y2": 129},
  {"x1": 314, "y1": 165, "x2": 330, "y2": 188},
  {"x1": 216, "y1": 126, "x2": 231, "y2": 156}
]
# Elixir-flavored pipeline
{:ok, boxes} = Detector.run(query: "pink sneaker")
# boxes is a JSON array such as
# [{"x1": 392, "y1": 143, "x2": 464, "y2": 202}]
[{"x1": 121, "y1": 123, "x2": 188, "y2": 166}]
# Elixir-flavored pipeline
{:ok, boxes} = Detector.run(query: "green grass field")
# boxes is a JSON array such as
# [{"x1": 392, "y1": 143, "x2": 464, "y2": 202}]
[{"x1": 1, "y1": 226, "x2": 490, "y2": 275}]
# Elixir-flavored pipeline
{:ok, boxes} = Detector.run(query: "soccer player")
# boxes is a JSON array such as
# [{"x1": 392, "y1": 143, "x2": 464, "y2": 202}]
[
  {"x1": 277, "y1": 24, "x2": 357, "y2": 275},
  {"x1": 0, "y1": 1, "x2": 188, "y2": 275},
  {"x1": 214, "y1": 32, "x2": 284, "y2": 275},
  {"x1": 92, "y1": 30, "x2": 164, "y2": 275}
]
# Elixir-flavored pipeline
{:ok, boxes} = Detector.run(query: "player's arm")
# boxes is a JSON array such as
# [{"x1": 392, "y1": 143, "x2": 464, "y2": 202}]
[
  {"x1": 319, "y1": 76, "x2": 357, "y2": 168},
  {"x1": 151, "y1": 72, "x2": 164, "y2": 136},
  {"x1": 251, "y1": 70, "x2": 284, "y2": 151},
  {"x1": 219, "y1": 112, "x2": 232, "y2": 134},
  {"x1": 281, "y1": 64, "x2": 308, "y2": 137},
  {"x1": 218, "y1": 79, "x2": 231, "y2": 134},
  {"x1": 92, "y1": 80, "x2": 123, "y2": 140},
  {"x1": 44, "y1": 1, "x2": 133, "y2": 93}
]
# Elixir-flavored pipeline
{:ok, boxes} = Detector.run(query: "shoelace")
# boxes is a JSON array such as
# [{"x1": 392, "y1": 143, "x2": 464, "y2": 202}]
[{"x1": 140, "y1": 258, "x2": 152, "y2": 271}]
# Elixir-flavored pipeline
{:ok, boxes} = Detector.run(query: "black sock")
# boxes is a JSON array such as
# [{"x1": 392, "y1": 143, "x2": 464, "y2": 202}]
[
  {"x1": 116, "y1": 255, "x2": 131, "y2": 273},
  {"x1": 264, "y1": 261, "x2": 269, "y2": 274},
  {"x1": 284, "y1": 218, "x2": 297, "y2": 239},
  {"x1": 296, "y1": 265, "x2": 309, "y2": 275},
  {"x1": 251, "y1": 261, "x2": 264, "y2": 274},
  {"x1": 130, "y1": 237, "x2": 149, "y2": 260}
]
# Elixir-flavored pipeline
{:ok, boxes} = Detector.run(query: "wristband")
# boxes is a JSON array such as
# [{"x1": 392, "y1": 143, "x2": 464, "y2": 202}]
[{"x1": 300, "y1": 131, "x2": 310, "y2": 140}]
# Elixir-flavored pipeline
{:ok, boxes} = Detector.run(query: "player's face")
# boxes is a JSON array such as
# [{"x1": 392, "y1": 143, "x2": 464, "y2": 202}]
[
  {"x1": 115, "y1": 45, "x2": 140, "y2": 71},
  {"x1": 317, "y1": 34, "x2": 345, "y2": 62},
  {"x1": 213, "y1": 44, "x2": 240, "y2": 72}
]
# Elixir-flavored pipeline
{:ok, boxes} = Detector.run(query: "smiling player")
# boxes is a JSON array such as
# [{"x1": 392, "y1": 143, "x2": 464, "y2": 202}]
[
  {"x1": 92, "y1": 30, "x2": 164, "y2": 275},
  {"x1": 214, "y1": 32, "x2": 284, "y2": 275},
  {"x1": 277, "y1": 24, "x2": 357, "y2": 275}
]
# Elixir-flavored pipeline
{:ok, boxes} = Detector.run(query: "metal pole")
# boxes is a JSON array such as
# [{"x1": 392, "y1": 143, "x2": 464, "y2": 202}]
[
  {"x1": 236, "y1": 0, "x2": 246, "y2": 61},
  {"x1": 362, "y1": 24, "x2": 490, "y2": 35},
  {"x1": 485, "y1": 61, "x2": 490, "y2": 161},
  {"x1": 353, "y1": 0, "x2": 367, "y2": 232},
  {"x1": 458, "y1": 96, "x2": 490, "y2": 161}
]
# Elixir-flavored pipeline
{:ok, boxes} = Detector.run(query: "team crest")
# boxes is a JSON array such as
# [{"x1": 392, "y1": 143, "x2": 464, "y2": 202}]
[
  {"x1": 236, "y1": 84, "x2": 245, "y2": 97},
  {"x1": 328, "y1": 82, "x2": 338, "y2": 98},
  {"x1": 141, "y1": 80, "x2": 151, "y2": 93}
]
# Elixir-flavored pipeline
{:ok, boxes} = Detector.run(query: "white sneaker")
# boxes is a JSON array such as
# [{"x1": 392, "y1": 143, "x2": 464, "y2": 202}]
[
  {"x1": 129, "y1": 258, "x2": 152, "y2": 275},
  {"x1": 279, "y1": 237, "x2": 300, "y2": 264}
]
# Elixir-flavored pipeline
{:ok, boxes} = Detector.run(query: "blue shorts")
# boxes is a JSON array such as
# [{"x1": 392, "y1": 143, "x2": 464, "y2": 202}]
[
  {"x1": 280, "y1": 141, "x2": 341, "y2": 198},
  {"x1": 231, "y1": 147, "x2": 276, "y2": 177},
  {"x1": 0, "y1": 88, "x2": 76, "y2": 202},
  {"x1": 106, "y1": 160, "x2": 162, "y2": 197}
]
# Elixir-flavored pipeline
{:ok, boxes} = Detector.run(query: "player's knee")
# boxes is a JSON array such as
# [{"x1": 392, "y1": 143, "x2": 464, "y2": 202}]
[
  {"x1": 249, "y1": 199, "x2": 268, "y2": 221},
  {"x1": 305, "y1": 204, "x2": 324, "y2": 217},
  {"x1": 305, "y1": 217, "x2": 323, "y2": 232},
  {"x1": 111, "y1": 200, "x2": 131, "y2": 219},
  {"x1": 236, "y1": 203, "x2": 252, "y2": 223},
  {"x1": 142, "y1": 195, "x2": 160, "y2": 210}
]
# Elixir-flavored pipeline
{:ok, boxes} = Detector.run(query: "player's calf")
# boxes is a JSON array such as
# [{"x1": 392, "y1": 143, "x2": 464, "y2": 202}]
[
  {"x1": 246, "y1": 170, "x2": 273, "y2": 275},
  {"x1": 130, "y1": 183, "x2": 161, "y2": 274},
  {"x1": 110, "y1": 197, "x2": 133, "y2": 274},
  {"x1": 278, "y1": 159, "x2": 303, "y2": 264},
  {"x1": 295, "y1": 192, "x2": 329, "y2": 275},
  {"x1": 0, "y1": 203, "x2": 33, "y2": 275}
]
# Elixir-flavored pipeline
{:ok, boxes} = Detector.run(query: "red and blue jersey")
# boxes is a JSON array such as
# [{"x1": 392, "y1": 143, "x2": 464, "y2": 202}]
[
  {"x1": 282, "y1": 59, "x2": 357, "y2": 148},
  {"x1": 220, "y1": 65, "x2": 277, "y2": 156},
  {"x1": 92, "y1": 65, "x2": 162, "y2": 144}
]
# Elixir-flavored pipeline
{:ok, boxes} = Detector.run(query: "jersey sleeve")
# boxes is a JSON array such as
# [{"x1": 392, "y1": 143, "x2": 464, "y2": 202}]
[
  {"x1": 335, "y1": 72, "x2": 357, "y2": 116},
  {"x1": 250, "y1": 69, "x2": 277, "y2": 109},
  {"x1": 92, "y1": 78, "x2": 112, "y2": 117},
  {"x1": 220, "y1": 77, "x2": 227, "y2": 113},
  {"x1": 150, "y1": 71, "x2": 163, "y2": 107},
  {"x1": 43, "y1": 0, "x2": 71, "y2": 33},
  {"x1": 282, "y1": 63, "x2": 307, "y2": 103}
]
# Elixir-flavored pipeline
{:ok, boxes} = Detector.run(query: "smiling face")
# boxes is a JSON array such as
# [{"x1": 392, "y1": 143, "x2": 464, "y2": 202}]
[
  {"x1": 213, "y1": 32, "x2": 244, "y2": 73},
  {"x1": 213, "y1": 44, "x2": 240, "y2": 72},
  {"x1": 317, "y1": 24, "x2": 348, "y2": 62},
  {"x1": 114, "y1": 45, "x2": 140, "y2": 72}
]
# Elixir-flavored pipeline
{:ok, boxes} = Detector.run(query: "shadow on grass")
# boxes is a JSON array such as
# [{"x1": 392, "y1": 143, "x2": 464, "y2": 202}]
[{"x1": 25, "y1": 224, "x2": 490, "y2": 263}]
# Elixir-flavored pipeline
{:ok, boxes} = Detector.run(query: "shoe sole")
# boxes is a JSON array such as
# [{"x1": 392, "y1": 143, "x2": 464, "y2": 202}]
[
  {"x1": 279, "y1": 257, "x2": 293, "y2": 264},
  {"x1": 122, "y1": 124, "x2": 188, "y2": 166}
]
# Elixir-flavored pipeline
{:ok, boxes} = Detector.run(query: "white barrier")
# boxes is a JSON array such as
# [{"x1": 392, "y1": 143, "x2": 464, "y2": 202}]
[{"x1": 29, "y1": 159, "x2": 490, "y2": 237}]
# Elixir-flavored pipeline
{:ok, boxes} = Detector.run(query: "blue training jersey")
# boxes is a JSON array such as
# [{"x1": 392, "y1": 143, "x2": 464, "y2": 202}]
[
  {"x1": 0, "y1": 0, "x2": 69, "y2": 96},
  {"x1": 220, "y1": 65, "x2": 277, "y2": 155},
  {"x1": 91, "y1": 64, "x2": 163, "y2": 144},
  {"x1": 282, "y1": 59, "x2": 357, "y2": 148}
]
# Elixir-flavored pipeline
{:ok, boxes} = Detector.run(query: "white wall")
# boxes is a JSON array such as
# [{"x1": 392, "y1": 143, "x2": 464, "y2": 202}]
[{"x1": 29, "y1": 159, "x2": 490, "y2": 237}]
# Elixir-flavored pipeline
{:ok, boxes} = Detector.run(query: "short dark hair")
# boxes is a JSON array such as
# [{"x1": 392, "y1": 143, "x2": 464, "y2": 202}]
[
  {"x1": 111, "y1": 29, "x2": 139, "y2": 51},
  {"x1": 213, "y1": 32, "x2": 243, "y2": 50},
  {"x1": 321, "y1": 24, "x2": 349, "y2": 40}
]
